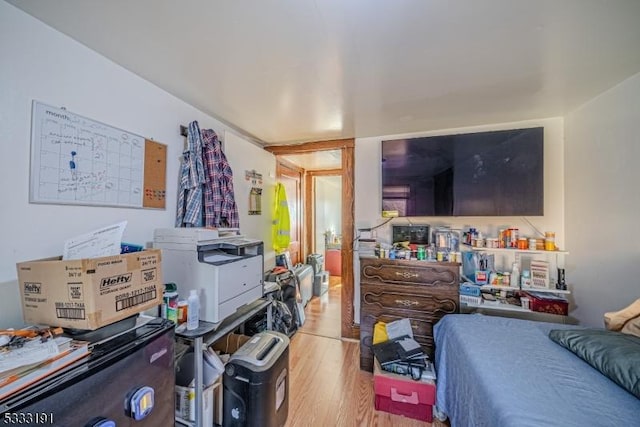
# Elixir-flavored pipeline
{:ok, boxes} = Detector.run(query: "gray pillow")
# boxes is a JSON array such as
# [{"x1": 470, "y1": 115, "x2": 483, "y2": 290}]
[{"x1": 549, "y1": 328, "x2": 640, "y2": 398}]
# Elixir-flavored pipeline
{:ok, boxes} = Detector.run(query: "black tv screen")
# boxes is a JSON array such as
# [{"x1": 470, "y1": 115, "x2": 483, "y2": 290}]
[{"x1": 381, "y1": 127, "x2": 544, "y2": 217}]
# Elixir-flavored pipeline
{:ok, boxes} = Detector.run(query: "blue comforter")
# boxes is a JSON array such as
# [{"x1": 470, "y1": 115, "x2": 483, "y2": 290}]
[{"x1": 434, "y1": 314, "x2": 640, "y2": 427}]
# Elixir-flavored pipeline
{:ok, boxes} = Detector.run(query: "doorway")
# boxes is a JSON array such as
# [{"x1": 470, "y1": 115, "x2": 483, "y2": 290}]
[
  {"x1": 300, "y1": 172, "x2": 343, "y2": 339},
  {"x1": 265, "y1": 139, "x2": 357, "y2": 340}
]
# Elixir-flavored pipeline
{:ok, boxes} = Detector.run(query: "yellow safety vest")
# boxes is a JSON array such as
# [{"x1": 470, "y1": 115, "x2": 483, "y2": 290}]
[{"x1": 272, "y1": 183, "x2": 291, "y2": 252}]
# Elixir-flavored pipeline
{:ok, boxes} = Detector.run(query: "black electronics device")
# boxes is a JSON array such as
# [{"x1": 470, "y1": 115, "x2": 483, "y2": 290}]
[
  {"x1": 392, "y1": 225, "x2": 430, "y2": 245},
  {"x1": 223, "y1": 331, "x2": 289, "y2": 427},
  {"x1": 381, "y1": 127, "x2": 544, "y2": 216},
  {"x1": 372, "y1": 335, "x2": 426, "y2": 366}
]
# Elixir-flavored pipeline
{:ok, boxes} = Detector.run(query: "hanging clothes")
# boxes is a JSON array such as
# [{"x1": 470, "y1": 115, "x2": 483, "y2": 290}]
[
  {"x1": 175, "y1": 121, "x2": 206, "y2": 227},
  {"x1": 272, "y1": 182, "x2": 291, "y2": 252},
  {"x1": 201, "y1": 129, "x2": 240, "y2": 228}
]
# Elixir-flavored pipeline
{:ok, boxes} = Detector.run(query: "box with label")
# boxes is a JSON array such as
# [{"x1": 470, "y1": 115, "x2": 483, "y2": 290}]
[
  {"x1": 16, "y1": 249, "x2": 163, "y2": 330},
  {"x1": 175, "y1": 382, "x2": 218, "y2": 426},
  {"x1": 373, "y1": 358, "x2": 435, "y2": 422}
]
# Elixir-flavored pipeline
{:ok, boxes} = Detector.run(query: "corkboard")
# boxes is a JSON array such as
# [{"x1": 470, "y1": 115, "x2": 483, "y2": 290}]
[{"x1": 143, "y1": 139, "x2": 167, "y2": 209}]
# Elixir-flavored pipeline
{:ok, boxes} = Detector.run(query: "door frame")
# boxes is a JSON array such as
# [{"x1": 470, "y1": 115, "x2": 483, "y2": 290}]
[
  {"x1": 265, "y1": 139, "x2": 358, "y2": 339},
  {"x1": 276, "y1": 158, "x2": 304, "y2": 265},
  {"x1": 305, "y1": 169, "x2": 341, "y2": 256}
]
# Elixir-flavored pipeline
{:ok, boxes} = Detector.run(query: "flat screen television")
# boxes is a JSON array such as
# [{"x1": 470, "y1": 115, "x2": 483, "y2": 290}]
[{"x1": 381, "y1": 127, "x2": 544, "y2": 217}]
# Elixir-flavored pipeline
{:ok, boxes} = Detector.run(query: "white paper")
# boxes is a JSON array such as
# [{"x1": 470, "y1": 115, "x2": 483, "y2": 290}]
[
  {"x1": 0, "y1": 339, "x2": 61, "y2": 375},
  {"x1": 63, "y1": 221, "x2": 127, "y2": 260},
  {"x1": 398, "y1": 337, "x2": 421, "y2": 352},
  {"x1": 385, "y1": 318, "x2": 414, "y2": 340}
]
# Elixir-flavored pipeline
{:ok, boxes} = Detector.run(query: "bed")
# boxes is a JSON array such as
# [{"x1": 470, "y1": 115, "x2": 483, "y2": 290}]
[{"x1": 434, "y1": 314, "x2": 640, "y2": 427}]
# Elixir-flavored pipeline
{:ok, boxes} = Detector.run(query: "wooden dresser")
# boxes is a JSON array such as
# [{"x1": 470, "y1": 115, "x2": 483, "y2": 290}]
[{"x1": 359, "y1": 257, "x2": 459, "y2": 371}]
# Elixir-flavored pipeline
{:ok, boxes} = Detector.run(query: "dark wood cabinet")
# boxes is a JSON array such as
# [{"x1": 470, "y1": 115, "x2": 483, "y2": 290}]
[{"x1": 359, "y1": 257, "x2": 459, "y2": 371}]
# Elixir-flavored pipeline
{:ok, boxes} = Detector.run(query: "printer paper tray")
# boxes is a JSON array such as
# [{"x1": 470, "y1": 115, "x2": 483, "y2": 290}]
[{"x1": 206, "y1": 285, "x2": 263, "y2": 323}]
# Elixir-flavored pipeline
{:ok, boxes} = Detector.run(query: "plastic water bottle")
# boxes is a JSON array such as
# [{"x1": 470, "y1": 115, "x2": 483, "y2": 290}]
[
  {"x1": 511, "y1": 262, "x2": 520, "y2": 289},
  {"x1": 187, "y1": 289, "x2": 200, "y2": 330}
]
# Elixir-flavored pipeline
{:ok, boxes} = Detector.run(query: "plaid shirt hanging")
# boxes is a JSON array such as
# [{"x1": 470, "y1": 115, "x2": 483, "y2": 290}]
[
  {"x1": 201, "y1": 129, "x2": 239, "y2": 228},
  {"x1": 175, "y1": 121, "x2": 206, "y2": 227}
]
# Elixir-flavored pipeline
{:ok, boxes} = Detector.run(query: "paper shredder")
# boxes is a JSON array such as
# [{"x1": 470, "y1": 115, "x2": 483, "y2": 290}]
[{"x1": 223, "y1": 331, "x2": 290, "y2": 427}]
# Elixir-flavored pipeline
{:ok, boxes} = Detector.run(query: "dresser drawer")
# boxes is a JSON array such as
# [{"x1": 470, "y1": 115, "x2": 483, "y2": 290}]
[
  {"x1": 359, "y1": 313, "x2": 437, "y2": 370},
  {"x1": 360, "y1": 258, "x2": 459, "y2": 287},
  {"x1": 361, "y1": 312, "x2": 434, "y2": 342},
  {"x1": 359, "y1": 257, "x2": 460, "y2": 372},
  {"x1": 361, "y1": 283, "x2": 458, "y2": 320}
]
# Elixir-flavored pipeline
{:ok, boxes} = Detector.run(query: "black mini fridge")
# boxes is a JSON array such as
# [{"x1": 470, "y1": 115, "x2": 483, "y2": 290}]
[
  {"x1": 0, "y1": 317, "x2": 175, "y2": 427},
  {"x1": 223, "y1": 331, "x2": 289, "y2": 427}
]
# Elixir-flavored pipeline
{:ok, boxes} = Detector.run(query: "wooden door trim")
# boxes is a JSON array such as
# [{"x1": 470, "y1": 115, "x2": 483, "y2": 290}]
[
  {"x1": 276, "y1": 159, "x2": 304, "y2": 266},
  {"x1": 266, "y1": 139, "x2": 358, "y2": 340},
  {"x1": 307, "y1": 169, "x2": 342, "y2": 177},
  {"x1": 265, "y1": 139, "x2": 354, "y2": 155},
  {"x1": 341, "y1": 145, "x2": 356, "y2": 339},
  {"x1": 276, "y1": 158, "x2": 304, "y2": 176},
  {"x1": 305, "y1": 169, "x2": 343, "y2": 256}
]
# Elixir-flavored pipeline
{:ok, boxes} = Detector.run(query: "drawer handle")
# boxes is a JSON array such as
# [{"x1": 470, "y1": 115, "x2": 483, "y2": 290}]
[
  {"x1": 395, "y1": 299, "x2": 419, "y2": 307},
  {"x1": 390, "y1": 387, "x2": 419, "y2": 404},
  {"x1": 395, "y1": 271, "x2": 419, "y2": 279}
]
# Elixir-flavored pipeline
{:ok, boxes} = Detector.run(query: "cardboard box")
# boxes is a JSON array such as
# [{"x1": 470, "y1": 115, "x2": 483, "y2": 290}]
[
  {"x1": 373, "y1": 358, "x2": 435, "y2": 422},
  {"x1": 175, "y1": 381, "x2": 218, "y2": 426},
  {"x1": 210, "y1": 333, "x2": 252, "y2": 354},
  {"x1": 17, "y1": 249, "x2": 163, "y2": 330}
]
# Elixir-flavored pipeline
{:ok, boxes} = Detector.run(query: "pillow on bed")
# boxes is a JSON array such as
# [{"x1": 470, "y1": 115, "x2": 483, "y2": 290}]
[
  {"x1": 621, "y1": 315, "x2": 640, "y2": 338},
  {"x1": 604, "y1": 298, "x2": 640, "y2": 331},
  {"x1": 549, "y1": 329, "x2": 640, "y2": 399}
]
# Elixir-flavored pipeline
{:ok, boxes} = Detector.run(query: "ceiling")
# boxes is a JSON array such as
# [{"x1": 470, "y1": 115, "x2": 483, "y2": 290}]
[
  {"x1": 281, "y1": 150, "x2": 342, "y2": 170},
  {"x1": 8, "y1": 0, "x2": 640, "y2": 145}
]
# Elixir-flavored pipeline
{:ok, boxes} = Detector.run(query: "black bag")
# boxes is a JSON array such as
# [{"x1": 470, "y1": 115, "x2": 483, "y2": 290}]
[{"x1": 266, "y1": 269, "x2": 299, "y2": 337}]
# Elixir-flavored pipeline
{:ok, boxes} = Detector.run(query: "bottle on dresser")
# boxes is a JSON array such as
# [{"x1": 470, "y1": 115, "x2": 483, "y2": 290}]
[{"x1": 511, "y1": 262, "x2": 520, "y2": 289}]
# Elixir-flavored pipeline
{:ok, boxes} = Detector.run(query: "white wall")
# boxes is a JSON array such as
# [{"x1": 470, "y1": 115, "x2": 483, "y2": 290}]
[
  {"x1": 314, "y1": 175, "x2": 342, "y2": 254},
  {"x1": 565, "y1": 72, "x2": 640, "y2": 327},
  {"x1": 0, "y1": 2, "x2": 275, "y2": 328},
  {"x1": 224, "y1": 131, "x2": 277, "y2": 268},
  {"x1": 354, "y1": 117, "x2": 566, "y2": 321}
]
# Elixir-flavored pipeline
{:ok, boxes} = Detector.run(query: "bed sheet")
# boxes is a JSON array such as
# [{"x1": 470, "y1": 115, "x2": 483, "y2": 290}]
[{"x1": 434, "y1": 314, "x2": 640, "y2": 427}]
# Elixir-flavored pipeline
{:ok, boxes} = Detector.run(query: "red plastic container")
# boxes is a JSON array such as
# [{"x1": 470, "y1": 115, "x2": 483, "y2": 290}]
[
  {"x1": 373, "y1": 359, "x2": 435, "y2": 422},
  {"x1": 525, "y1": 292, "x2": 569, "y2": 315},
  {"x1": 325, "y1": 248, "x2": 342, "y2": 276}
]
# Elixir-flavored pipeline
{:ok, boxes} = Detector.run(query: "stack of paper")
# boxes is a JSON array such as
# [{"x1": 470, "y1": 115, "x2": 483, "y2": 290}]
[
  {"x1": 358, "y1": 239, "x2": 377, "y2": 257},
  {"x1": 0, "y1": 340, "x2": 90, "y2": 399}
]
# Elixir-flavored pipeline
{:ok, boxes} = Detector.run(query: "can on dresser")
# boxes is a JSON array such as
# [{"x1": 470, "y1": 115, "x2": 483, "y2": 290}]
[
  {"x1": 517, "y1": 238, "x2": 528, "y2": 250},
  {"x1": 509, "y1": 228, "x2": 519, "y2": 248},
  {"x1": 500, "y1": 229, "x2": 508, "y2": 248},
  {"x1": 545, "y1": 231, "x2": 556, "y2": 251}
]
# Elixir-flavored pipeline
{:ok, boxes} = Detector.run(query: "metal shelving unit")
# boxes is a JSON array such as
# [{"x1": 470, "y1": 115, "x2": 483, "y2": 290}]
[{"x1": 174, "y1": 298, "x2": 272, "y2": 427}]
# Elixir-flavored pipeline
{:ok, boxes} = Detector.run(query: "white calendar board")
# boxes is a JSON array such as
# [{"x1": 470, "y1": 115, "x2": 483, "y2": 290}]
[{"x1": 29, "y1": 101, "x2": 145, "y2": 208}]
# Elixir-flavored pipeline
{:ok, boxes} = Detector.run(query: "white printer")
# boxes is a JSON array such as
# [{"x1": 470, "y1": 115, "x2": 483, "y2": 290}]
[{"x1": 154, "y1": 228, "x2": 264, "y2": 323}]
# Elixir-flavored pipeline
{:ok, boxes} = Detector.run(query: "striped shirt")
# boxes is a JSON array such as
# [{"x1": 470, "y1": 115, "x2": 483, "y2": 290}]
[{"x1": 175, "y1": 121, "x2": 206, "y2": 227}]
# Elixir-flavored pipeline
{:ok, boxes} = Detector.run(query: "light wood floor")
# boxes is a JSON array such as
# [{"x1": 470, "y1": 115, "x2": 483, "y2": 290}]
[
  {"x1": 287, "y1": 276, "x2": 447, "y2": 427},
  {"x1": 297, "y1": 276, "x2": 342, "y2": 339}
]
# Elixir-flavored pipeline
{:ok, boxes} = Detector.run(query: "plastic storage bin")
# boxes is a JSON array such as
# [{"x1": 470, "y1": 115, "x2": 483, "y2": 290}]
[{"x1": 325, "y1": 249, "x2": 341, "y2": 276}]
